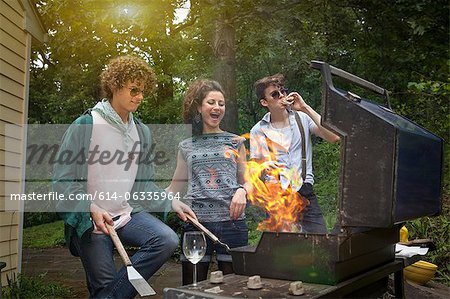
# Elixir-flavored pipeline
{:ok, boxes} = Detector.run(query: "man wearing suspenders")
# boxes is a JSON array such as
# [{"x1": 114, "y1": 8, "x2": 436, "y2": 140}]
[{"x1": 250, "y1": 74, "x2": 340, "y2": 233}]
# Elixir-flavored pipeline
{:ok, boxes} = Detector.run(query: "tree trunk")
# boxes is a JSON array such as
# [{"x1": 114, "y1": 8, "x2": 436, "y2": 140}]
[{"x1": 212, "y1": 14, "x2": 238, "y2": 133}]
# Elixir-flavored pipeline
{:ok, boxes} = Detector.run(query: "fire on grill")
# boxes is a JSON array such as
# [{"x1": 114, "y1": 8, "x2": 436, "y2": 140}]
[
  {"x1": 229, "y1": 61, "x2": 444, "y2": 285},
  {"x1": 245, "y1": 158, "x2": 308, "y2": 232}
]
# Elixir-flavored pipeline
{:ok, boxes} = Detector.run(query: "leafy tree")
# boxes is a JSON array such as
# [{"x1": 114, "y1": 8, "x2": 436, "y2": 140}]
[{"x1": 31, "y1": 0, "x2": 209, "y2": 124}]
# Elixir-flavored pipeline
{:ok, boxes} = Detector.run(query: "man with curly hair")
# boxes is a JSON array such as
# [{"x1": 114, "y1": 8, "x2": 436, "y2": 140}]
[{"x1": 53, "y1": 55, "x2": 195, "y2": 298}]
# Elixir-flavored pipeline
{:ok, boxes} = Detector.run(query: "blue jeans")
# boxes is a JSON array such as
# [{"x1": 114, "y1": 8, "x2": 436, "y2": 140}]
[
  {"x1": 298, "y1": 183, "x2": 327, "y2": 233},
  {"x1": 72, "y1": 211, "x2": 179, "y2": 299}
]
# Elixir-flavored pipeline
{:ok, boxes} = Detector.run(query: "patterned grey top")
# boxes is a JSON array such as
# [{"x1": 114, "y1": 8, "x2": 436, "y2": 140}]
[{"x1": 179, "y1": 132, "x2": 246, "y2": 222}]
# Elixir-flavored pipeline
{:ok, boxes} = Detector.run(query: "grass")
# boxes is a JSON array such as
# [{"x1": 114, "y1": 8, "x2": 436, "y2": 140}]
[
  {"x1": 22, "y1": 220, "x2": 65, "y2": 248},
  {"x1": 2, "y1": 273, "x2": 71, "y2": 299},
  {"x1": 2, "y1": 220, "x2": 71, "y2": 298}
]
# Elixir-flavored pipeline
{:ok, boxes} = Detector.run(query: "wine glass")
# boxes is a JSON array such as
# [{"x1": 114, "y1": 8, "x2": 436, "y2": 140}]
[{"x1": 182, "y1": 231, "x2": 207, "y2": 287}]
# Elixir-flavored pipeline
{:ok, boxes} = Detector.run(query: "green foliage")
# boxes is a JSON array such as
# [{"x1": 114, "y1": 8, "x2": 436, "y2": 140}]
[
  {"x1": 400, "y1": 80, "x2": 449, "y2": 143},
  {"x1": 3, "y1": 273, "x2": 71, "y2": 299},
  {"x1": 23, "y1": 213, "x2": 60, "y2": 228},
  {"x1": 31, "y1": 0, "x2": 209, "y2": 124},
  {"x1": 248, "y1": 228, "x2": 263, "y2": 247},
  {"x1": 22, "y1": 221, "x2": 65, "y2": 248},
  {"x1": 313, "y1": 141, "x2": 340, "y2": 231},
  {"x1": 394, "y1": 77, "x2": 450, "y2": 285},
  {"x1": 245, "y1": 205, "x2": 266, "y2": 246},
  {"x1": 407, "y1": 197, "x2": 450, "y2": 285}
]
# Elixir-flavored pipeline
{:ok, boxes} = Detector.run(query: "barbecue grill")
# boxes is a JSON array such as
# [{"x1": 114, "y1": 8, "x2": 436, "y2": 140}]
[{"x1": 164, "y1": 61, "x2": 443, "y2": 298}]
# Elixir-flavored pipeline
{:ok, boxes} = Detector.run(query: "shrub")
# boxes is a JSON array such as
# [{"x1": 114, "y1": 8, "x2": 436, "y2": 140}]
[
  {"x1": 23, "y1": 213, "x2": 60, "y2": 228},
  {"x1": 313, "y1": 140, "x2": 340, "y2": 230},
  {"x1": 407, "y1": 196, "x2": 450, "y2": 285}
]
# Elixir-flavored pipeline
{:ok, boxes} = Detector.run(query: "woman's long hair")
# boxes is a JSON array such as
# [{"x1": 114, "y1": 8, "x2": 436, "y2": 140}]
[{"x1": 182, "y1": 79, "x2": 225, "y2": 136}]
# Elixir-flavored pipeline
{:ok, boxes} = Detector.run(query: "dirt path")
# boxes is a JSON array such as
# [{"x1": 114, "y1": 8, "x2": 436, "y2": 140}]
[
  {"x1": 22, "y1": 247, "x2": 181, "y2": 298},
  {"x1": 404, "y1": 280, "x2": 450, "y2": 299}
]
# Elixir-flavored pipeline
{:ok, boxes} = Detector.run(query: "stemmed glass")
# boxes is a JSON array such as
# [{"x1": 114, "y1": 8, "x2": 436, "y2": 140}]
[{"x1": 182, "y1": 231, "x2": 207, "y2": 287}]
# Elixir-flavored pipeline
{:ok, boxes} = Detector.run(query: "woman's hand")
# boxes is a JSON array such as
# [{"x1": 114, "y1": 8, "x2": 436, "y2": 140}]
[
  {"x1": 230, "y1": 188, "x2": 247, "y2": 220},
  {"x1": 172, "y1": 199, "x2": 197, "y2": 222},
  {"x1": 90, "y1": 203, "x2": 113, "y2": 234}
]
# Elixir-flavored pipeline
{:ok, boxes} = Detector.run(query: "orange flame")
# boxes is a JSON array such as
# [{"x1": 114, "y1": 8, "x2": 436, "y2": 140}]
[{"x1": 241, "y1": 133, "x2": 308, "y2": 232}]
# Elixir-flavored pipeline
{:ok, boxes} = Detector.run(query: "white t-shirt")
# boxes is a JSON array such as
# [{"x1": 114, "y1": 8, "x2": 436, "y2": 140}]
[
  {"x1": 88, "y1": 111, "x2": 140, "y2": 233},
  {"x1": 250, "y1": 110, "x2": 317, "y2": 191},
  {"x1": 267, "y1": 123, "x2": 292, "y2": 151}
]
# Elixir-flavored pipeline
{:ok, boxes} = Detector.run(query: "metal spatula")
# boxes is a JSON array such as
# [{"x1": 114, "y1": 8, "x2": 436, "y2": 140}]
[
  {"x1": 106, "y1": 224, "x2": 156, "y2": 296},
  {"x1": 185, "y1": 214, "x2": 231, "y2": 251}
]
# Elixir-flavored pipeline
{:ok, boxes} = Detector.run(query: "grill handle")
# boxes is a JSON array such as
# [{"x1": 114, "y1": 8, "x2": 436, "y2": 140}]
[{"x1": 310, "y1": 60, "x2": 392, "y2": 110}]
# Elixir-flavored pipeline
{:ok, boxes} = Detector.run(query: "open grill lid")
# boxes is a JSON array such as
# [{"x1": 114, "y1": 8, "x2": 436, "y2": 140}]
[{"x1": 311, "y1": 61, "x2": 443, "y2": 228}]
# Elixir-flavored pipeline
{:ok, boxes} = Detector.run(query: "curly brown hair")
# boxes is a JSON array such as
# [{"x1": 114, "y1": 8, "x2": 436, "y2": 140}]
[
  {"x1": 254, "y1": 73, "x2": 285, "y2": 100},
  {"x1": 100, "y1": 55, "x2": 157, "y2": 99},
  {"x1": 182, "y1": 79, "x2": 225, "y2": 135}
]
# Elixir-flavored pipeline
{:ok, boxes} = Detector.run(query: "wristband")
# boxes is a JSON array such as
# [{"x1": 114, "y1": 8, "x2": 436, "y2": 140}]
[{"x1": 238, "y1": 185, "x2": 247, "y2": 196}]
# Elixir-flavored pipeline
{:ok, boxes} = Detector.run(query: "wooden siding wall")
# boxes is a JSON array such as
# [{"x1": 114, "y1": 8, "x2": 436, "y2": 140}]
[{"x1": 0, "y1": 0, "x2": 27, "y2": 287}]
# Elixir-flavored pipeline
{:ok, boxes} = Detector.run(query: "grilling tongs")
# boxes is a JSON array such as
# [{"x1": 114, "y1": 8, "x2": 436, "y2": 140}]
[{"x1": 185, "y1": 214, "x2": 231, "y2": 252}]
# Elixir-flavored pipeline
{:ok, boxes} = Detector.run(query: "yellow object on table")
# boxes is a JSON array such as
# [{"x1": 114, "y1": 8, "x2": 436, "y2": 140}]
[
  {"x1": 404, "y1": 260, "x2": 437, "y2": 285},
  {"x1": 400, "y1": 226, "x2": 408, "y2": 242}
]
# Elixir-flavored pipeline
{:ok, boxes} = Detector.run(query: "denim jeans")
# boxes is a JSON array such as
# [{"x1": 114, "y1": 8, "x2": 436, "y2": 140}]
[
  {"x1": 181, "y1": 219, "x2": 248, "y2": 262},
  {"x1": 298, "y1": 183, "x2": 327, "y2": 233},
  {"x1": 72, "y1": 211, "x2": 179, "y2": 299}
]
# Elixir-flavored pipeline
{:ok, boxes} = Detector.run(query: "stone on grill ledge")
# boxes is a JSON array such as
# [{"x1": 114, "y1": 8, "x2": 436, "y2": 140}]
[
  {"x1": 204, "y1": 286, "x2": 223, "y2": 294},
  {"x1": 209, "y1": 270, "x2": 224, "y2": 284},
  {"x1": 247, "y1": 275, "x2": 263, "y2": 289},
  {"x1": 289, "y1": 281, "x2": 305, "y2": 296}
]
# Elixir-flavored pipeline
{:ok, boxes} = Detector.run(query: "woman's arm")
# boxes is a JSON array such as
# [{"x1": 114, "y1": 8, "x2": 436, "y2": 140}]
[
  {"x1": 230, "y1": 144, "x2": 250, "y2": 220},
  {"x1": 166, "y1": 150, "x2": 189, "y2": 194},
  {"x1": 166, "y1": 150, "x2": 197, "y2": 221},
  {"x1": 237, "y1": 144, "x2": 253, "y2": 194}
]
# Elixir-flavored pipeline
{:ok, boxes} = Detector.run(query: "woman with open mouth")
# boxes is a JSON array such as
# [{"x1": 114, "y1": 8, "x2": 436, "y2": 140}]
[{"x1": 167, "y1": 79, "x2": 252, "y2": 285}]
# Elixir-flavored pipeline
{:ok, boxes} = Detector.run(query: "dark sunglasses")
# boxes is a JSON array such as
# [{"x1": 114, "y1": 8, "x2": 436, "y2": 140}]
[
  {"x1": 128, "y1": 87, "x2": 145, "y2": 97},
  {"x1": 269, "y1": 88, "x2": 288, "y2": 100}
]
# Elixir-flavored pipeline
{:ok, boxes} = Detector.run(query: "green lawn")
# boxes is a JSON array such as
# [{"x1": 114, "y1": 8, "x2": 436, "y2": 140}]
[{"x1": 22, "y1": 220, "x2": 65, "y2": 248}]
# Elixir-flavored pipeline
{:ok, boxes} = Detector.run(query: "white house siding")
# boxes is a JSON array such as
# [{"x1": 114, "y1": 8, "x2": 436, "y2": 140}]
[{"x1": 0, "y1": 0, "x2": 45, "y2": 287}]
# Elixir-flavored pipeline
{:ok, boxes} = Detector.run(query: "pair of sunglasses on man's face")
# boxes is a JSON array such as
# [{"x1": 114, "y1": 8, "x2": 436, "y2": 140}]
[{"x1": 269, "y1": 88, "x2": 288, "y2": 100}]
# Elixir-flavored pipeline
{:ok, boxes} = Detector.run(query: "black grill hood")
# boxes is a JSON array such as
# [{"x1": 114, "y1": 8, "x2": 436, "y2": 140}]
[{"x1": 311, "y1": 61, "x2": 443, "y2": 228}]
